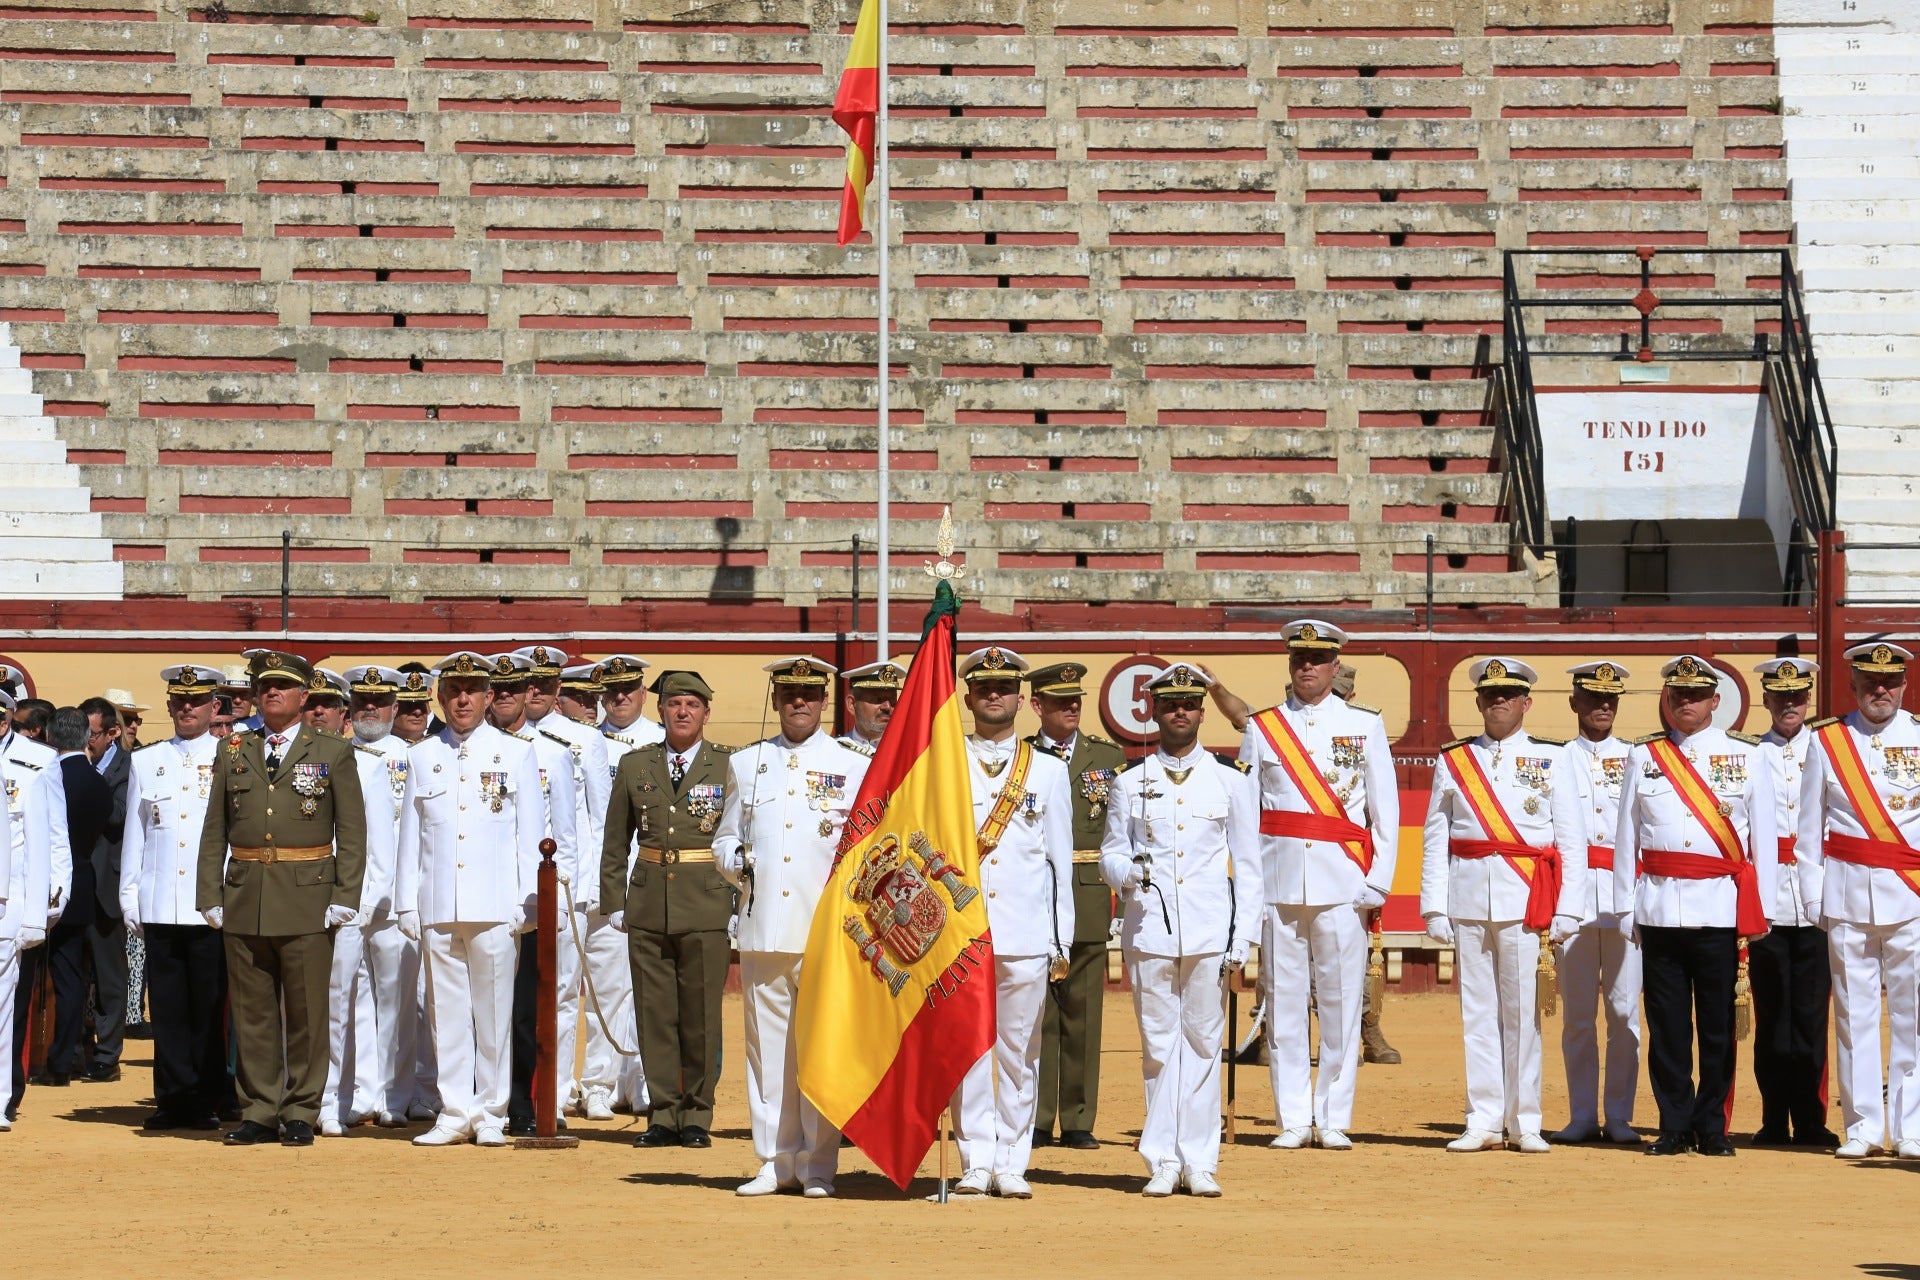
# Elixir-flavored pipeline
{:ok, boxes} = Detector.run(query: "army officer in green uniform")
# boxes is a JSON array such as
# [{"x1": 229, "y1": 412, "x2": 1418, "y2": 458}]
[
  {"x1": 603, "y1": 670, "x2": 734, "y2": 1150},
  {"x1": 197, "y1": 649, "x2": 367, "y2": 1146},
  {"x1": 1027, "y1": 662, "x2": 1128, "y2": 1149}
]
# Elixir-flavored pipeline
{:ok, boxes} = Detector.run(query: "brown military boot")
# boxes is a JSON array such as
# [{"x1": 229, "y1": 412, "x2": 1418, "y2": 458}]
[{"x1": 1361, "y1": 1009, "x2": 1401, "y2": 1065}]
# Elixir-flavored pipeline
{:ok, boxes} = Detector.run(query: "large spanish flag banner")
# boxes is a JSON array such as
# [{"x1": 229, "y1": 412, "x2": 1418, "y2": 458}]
[
  {"x1": 796, "y1": 581, "x2": 996, "y2": 1188},
  {"x1": 832, "y1": 0, "x2": 880, "y2": 244}
]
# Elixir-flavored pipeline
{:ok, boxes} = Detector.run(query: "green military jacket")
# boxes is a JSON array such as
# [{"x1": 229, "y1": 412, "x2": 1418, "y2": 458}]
[
  {"x1": 602, "y1": 739, "x2": 736, "y2": 935},
  {"x1": 1031, "y1": 730, "x2": 1129, "y2": 945},
  {"x1": 195, "y1": 725, "x2": 368, "y2": 937}
]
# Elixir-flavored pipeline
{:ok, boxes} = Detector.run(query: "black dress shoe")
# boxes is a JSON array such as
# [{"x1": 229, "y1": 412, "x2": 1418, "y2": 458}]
[
  {"x1": 1793, "y1": 1128, "x2": 1841, "y2": 1148},
  {"x1": 1752, "y1": 1126, "x2": 1793, "y2": 1146},
  {"x1": 680, "y1": 1125, "x2": 711, "y2": 1148},
  {"x1": 1031, "y1": 1130, "x2": 1055, "y2": 1148},
  {"x1": 144, "y1": 1110, "x2": 192, "y2": 1131},
  {"x1": 1695, "y1": 1132, "x2": 1736, "y2": 1157},
  {"x1": 1061, "y1": 1129, "x2": 1099, "y2": 1150},
  {"x1": 217, "y1": 1103, "x2": 244, "y2": 1123},
  {"x1": 633, "y1": 1125, "x2": 680, "y2": 1148},
  {"x1": 1645, "y1": 1131, "x2": 1694, "y2": 1156},
  {"x1": 31, "y1": 1072, "x2": 71, "y2": 1087},
  {"x1": 82, "y1": 1065, "x2": 121, "y2": 1083},
  {"x1": 281, "y1": 1120, "x2": 315, "y2": 1146},
  {"x1": 507, "y1": 1116, "x2": 538, "y2": 1138},
  {"x1": 223, "y1": 1120, "x2": 277, "y2": 1146}
]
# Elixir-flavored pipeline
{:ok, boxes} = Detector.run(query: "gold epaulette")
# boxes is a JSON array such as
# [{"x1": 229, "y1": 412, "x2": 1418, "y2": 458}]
[
  {"x1": 1528, "y1": 734, "x2": 1569, "y2": 747},
  {"x1": 711, "y1": 742, "x2": 736, "y2": 754},
  {"x1": 506, "y1": 729, "x2": 533, "y2": 742},
  {"x1": 1727, "y1": 731, "x2": 1763, "y2": 746},
  {"x1": 351, "y1": 741, "x2": 380, "y2": 756},
  {"x1": 1347, "y1": 701, "x2": 1382, "y2": 716},
  {"x1": 1120, "y1": 756, "x2": 1145, "y2": 773},
  {"x1": 1440, "y1": 737, "x2": 1472, "y2": 751},
  {"x1": 9, "y1": 758, "x2": 41, "y2": 770},
  {"x1": 538, "y1": 728, "x2": 572, "y2": 748},
  {"x1": 838, "y1": 737, "x2": 876, "y2": 758},
  {"x1": 1808, "y1": 717, "x2": 1841, "y2": 730},
  {"x1": 1212, "y1": 752, "x2": 1251, "y2": 774},
  {"x1": 1634, "y1": 732, "x2": 1667, "y2": 744}
]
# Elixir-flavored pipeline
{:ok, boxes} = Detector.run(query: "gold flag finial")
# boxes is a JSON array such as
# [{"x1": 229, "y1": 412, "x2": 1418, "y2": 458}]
[{"x1": 924, "y1": 505, "x2": 968, "y2": 583}]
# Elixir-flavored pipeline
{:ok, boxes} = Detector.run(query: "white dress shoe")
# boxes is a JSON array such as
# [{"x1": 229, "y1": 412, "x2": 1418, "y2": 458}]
[
  {"x1": 406, "y1": 1102, "x2": 438, "y2": 1123},
  {"x1": 953, "y1": 1167, "x2": 992, "y2": 1196},
  {"x1": 802, "y1": 1180, "x2": 834, "y2": 1199},
  {"x1": 0, "y1": 1115, "x2": 12, "y2": 1132},
  {"x1": 1269, "y1": 1126, "x2": 1313, "y2": 1150},
  {"x1": 1551, "y1": 1123, "x2": 1602, "y2": 1143},
  {"x1": 1184, "y1": 1169, "x2": 1222, "y2": 1197},
  {"x1": 737, "y1": 1168, "x2": 783, "y2": 1197},
  {"x1": 376, "y1": 1111, "x2": 407, "y2": 1129},
  {"x1": 474, "y1": 1127, "x2": 507, "y2": 1147},
  {"x1": 412, "y1": 1124, "x2": 467, "y2": 1147},
  {"x1": 1510, "y1": 1132, "x2": 1551, "y2": 1154},
  {"x1": 319, "y1": 1118, "x2": 347, "y2": 1138},
  {"x1": 1316, "y1": 1129, "x2": 1352, "y2": 1151},
  {"x1": 993, "y1": 1173, "x2": 1032, "y2": 1199},
  {"x1": 1835, "y1": 1137, "x2": 1880, "y2": 1159},
  {"x1": 582, "y1": 1088, "x2": 615, "y2": 1122},
  {"x1": 1142, "y1": 1165, "x2": 1179, "y2": 1197},
  {"x1": 1603, "y1": 1120, "x2": 1642, "y2": 1144},
  {"x1": 1447, "y1": 1128, "x2": 1504, "y2": 1153},
  {"x1": 1896, "y1": 1140, "x2": 1920, "y2": 1160}
]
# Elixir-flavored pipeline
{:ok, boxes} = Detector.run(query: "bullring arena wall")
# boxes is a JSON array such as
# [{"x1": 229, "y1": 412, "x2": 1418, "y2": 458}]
[{"x1": 0, "y1": 0, "x2": 1806, "y2": 619}]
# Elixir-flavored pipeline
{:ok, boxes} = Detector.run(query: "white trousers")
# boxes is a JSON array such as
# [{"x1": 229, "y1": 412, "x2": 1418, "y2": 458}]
[
  {"x1": 578, "y1": 909, "x2": 647, "y2": 1108},
  {"x1": 951, "y1": 953, "x2": 1050, "y2": 1178},
  {"x1": 414, "y1": 946, "x2": 438, "y2": 1109},
  {"x1": 1557, "y1": 917, "x2": 1642, "y2": 1128},
  {"x1": 423, "y1": 922, "x2": 517, "y2": 1135},
  {"x1": 1130, "y1": 953, "x2": 1226, "y2": 1175},
  {"x1": 1456, "y1": 918, "x2": 1543, "y2": 1137},
  {"x1": 0, "y1": 937, "x2": 18, "y2": 1115},
  {"x1": 1263, "y1": 902, "x2": 1365, "y2": 1131},
  {"x1": 551, "y1": 907, "x2": 583, "y2": 1112},
  {"x1": 1829, "y1": 917, "x2": 1920, "y2": 1146},
  {"x1": 740, "y1": 950, "x2": 839, "y2": 1186},
  {"x1": 363, "y1": 915, "x2": 426, "y2": 1113},
  {"x1": 322, "y1": 923, "x2": 380, "y2": 1122}
]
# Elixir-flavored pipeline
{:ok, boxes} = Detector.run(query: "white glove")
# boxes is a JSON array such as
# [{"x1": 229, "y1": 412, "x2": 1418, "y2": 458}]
[
  {"x1": 46, "y1": 907, "x2": 62, "y2": 928},
  {"x1": 727, "y1": 913, "x2": 740, "y2": 942},
  {"x1": 1353, "y1": 884, "x2": 1387, "y2": 912},
  {"x1": 21, "y1": 925, "x2": 45, "y2": 948},
  {"x1": 0, "y1": 900, "x2": 7, "y2": 923},
  {"x1": 203, "y1": 906, "x2": 224, "y2": 930},
  {"x1": 125, "y1": 913, "x2": 144, "y2": 940},
  {"x1": 513, "y1": 903, "x2": 536, "y2": 935},
  {"x1": 1123, "y1": 859, "x2": 1146, "y2": 891},
  {"x1": 608, "y1": 910, "x2": 627, "y2": 934},
  {"x1": 1549, "y1": 914, "x2": 1579, "y2": 945},
  {"x1": 1223, "y1": 940, "x2": 1249, "y2": 971},
  {"x1": 397, "y1": 910, "x2": 421, "y2": 942},
  {"x1": 1425, "y1": 914, "x2": 1454, "y2": 945},
  {"x1": 1617, "y1": 912, "x2": 1635, "y2": 942},
  {"x1": 351, "y1": 909, "x2": 371, "y2": 928},
  {"x1": 324, "y1": 905, "x2": 356, "y2": 929},
  {"x1": 1806, "y1": 902, "x2": 1824, "y2": 930}
]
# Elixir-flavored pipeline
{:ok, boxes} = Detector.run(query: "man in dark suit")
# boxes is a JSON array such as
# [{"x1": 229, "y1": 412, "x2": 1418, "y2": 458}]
[
  {"x1": 77, "y1": 695, "x2": 133, "y2": 1078},
  {"x1": 34, "y1": 707, "x2": 113, "y2": 1086}
]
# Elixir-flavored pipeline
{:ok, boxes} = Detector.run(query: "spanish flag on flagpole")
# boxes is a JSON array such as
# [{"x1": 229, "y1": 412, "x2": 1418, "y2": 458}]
[
  {"x1": 796, "y1": 579, "x2": 996, "y2": 1189},
  {"x1": 832, "y1": 0, "x2": 880, "y2": 244}
]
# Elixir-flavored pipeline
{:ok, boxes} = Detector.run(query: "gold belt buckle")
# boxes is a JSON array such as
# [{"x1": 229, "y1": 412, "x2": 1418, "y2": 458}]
[
  {"x1": 662, "y1": 848, "x2": 680, "y2": 866},
  {"x1": 261, "y1": 847, "x2": 279, "y2": 865}
]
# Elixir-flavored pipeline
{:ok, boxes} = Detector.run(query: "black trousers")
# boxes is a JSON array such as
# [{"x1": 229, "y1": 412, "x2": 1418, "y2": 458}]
[
  {"x1": 87, "y1": 914, "x2": 129, "y2": 1067},
  {"x1": 1748, "y1": 923, "x2": 1831, "y2": 1136},
  {"x1": 44, "y1": 875, "x2": 96, "y2": 1076},
  {"x1": 508, "y1": 935, "x2": 544, "y2": 1124},
  {"x1": 145, "y1": 923, "x2": 231, "y2": 1117},
  {"x1": 1641, "y1": 925, "x2": 1739, "y2": 1138}
]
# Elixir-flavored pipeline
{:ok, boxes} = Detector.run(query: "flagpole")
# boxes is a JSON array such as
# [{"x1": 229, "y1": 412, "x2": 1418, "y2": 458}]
[{"x1": 874, "y1": 0, "x2": 890, "y2": 665}]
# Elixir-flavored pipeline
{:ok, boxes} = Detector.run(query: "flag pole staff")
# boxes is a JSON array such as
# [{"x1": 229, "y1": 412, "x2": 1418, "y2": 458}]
[{"x1": 874, "y1": 0, "x2": 891, "y2": 664}]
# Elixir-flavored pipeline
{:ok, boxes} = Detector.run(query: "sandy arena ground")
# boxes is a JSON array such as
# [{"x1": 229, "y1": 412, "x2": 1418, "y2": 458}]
[{"x1": 6, "y1": 991, "x2": 1914, "y2": 1279}]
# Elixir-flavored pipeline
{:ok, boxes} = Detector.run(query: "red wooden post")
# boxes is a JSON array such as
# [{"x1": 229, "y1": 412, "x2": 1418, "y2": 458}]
[{"x1": 518, "y1": 836, "x2": 578, "y2": 1150}]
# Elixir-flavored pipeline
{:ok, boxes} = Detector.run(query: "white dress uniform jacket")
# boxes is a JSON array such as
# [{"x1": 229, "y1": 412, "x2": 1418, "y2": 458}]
[
  {"x1": 1238, "y1": 696, "x2": 1398, "y2": 907},
  {"x1": 397, "y1": 723, "x2": 545, "y2": 927},
  {"x1": 967, "y1": 738, "x2": 1073, "y2": 958},
  {"x1": 523, "y1": 727, "x2": 580, "y2": 896},
  {"x1": 1422, "y1": 732, "x2": 1587, "y2": 925},
  {"x1": 1760, "y1": 727, "x2": 1815, "y2": 927},
  {"x1": 2, "y1": 738, "x2": 69, "y2": 940},
  {"x1": 1101, "y1": 748, "x2": 1259, "y2": 958},
  {"x1": 1797, "y1": 711, "x2": 1920, "y2": 927},
  {"x1": 529, "y1": 713, "x2": 609, "y2": 898},
  {"x1": 120, "y1": 734, "x2": 220, "y2": 927},
  {"x1": 715, "y1": 731, "x2": 872, "y2": 955},
  {"x1": 1615, "y1": 727, "x2": 1777, "y2": 930},
  {"x1": 1565, "y1": 735, "x2": 1631, "y2": 920}
]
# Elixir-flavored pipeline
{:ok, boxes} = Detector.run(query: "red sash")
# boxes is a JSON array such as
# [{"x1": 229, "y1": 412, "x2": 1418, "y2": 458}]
[
  {"x1": 1252, "y1": 707, "x2": 1372, "y2": 875},
  {"x1": 1642, "y1": 737, "x2": 1766, "y2": 936},
  {"x1": 1815, "y1": 721, "x2": 1920, "y2": 901},
  {"x1": 1775, "y1": 836, "x2": 1795, "y2": 866},
  {"x1": 1440, "y1": 744, "x2": 1560, "y2": 932},
  {"x1": 1587, "y1": 844, "x2": 1614, "y2": 873}
]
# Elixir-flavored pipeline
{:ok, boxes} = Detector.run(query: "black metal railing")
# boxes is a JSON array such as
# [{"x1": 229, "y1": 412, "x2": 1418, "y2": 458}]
[{"x1": 1491, "y1": 247, "x2": 1840, "y2": 561}]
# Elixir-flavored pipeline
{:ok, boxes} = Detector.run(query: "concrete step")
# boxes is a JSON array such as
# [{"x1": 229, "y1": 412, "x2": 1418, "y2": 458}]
[
  {"x1": 0, "y1": 561, "x2": 125, "y2": 599},
  {"x1": 1797, "y1": 243, "x2": 1920, "y2": 270},
  {"x1": 1826, "y1": 400, "x2": 1920, "y2": 426},
  {"x1": 0, "y1": 486, "x2": 90, "y2": 514},
  {"x1": 1803, "y1": 265, "x2": 1920, "y2": 289},
  {"x1": 1816, "y1": 355, "x2": 1920, "y2": 378},
  {"x1": 1790, "y1": 155, "x2": 1920, "y2": 179},
  {"x1": 1775, "y1": 0, "x2": 1908, "y2": 26},
  {"x1": 0, "y1": 368, "x2": 33, "y2": 395},
  {"x1": 0, "y1": 416, "x2": 61, "y2": 442},
  {"x1": 1794, "y1": 220, "x2": 1920, "y2": 247},
  {"x1": 0, "y1": 393, "x2": 45, "y2": 416},
  {"x1": 0, "y1": 512, "x2": 108, "y2": 539},
  {"x1": 1784, "y1": 115, "x2": 1920, "y2": 143},
  {"x1": 1783, "y1": 94, "x2": 1920, "y2": 120},
  {"x1": 1793, "y1": 177, "x2": 1920, "y2": 201},
  {"x1": 0, "y1": 536, "x2": 116, "y2": 562},
  {"x1": 0, "y1": 440, "x2": 73, "y2": 465},
  {"x1": 1780, "y1": 49, "x2": 1920, "y2": 74}
]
